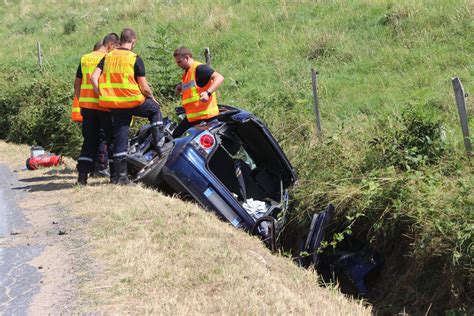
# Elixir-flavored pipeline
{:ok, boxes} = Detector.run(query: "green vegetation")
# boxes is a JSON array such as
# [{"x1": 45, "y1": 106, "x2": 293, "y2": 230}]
[{"x1": 0, "y1": 0, "x2": 472, "y2": 314}]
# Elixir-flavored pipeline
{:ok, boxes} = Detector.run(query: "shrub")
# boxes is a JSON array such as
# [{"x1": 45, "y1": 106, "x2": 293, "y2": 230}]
[
  {"x1": 367, "y1": 103, "x2": 446, "y2": 171},
  {"x1": 141, "y1": 26, "x2": 182, "y2": 106},
  {"x1": 0, "y1": 72, "x2": 82, "y2": 157}
]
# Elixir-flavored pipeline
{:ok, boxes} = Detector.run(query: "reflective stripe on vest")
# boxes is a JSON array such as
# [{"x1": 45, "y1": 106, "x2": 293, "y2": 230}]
[
  {"x1": 181, "y1": 61, "x2": 218, "y2": 122},
  {"x1": 98, "y1": 49, "x2": 145, "y2": 109},
  {"x1": 187, "y1": 108, "x2": 216, "y2": 120},
  {"x1": 79, "y1": 51, "x2": 109, "y2": 111}
]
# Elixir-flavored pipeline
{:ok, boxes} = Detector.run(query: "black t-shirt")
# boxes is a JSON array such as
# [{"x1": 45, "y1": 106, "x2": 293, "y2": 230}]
[
  {"x1": 76, "y1": 64, "x2": 83, "y2": 79},
  {"x1": 95, "y1": 48, "x2": 146, "y2": 79},
  {"x1": 195, "y1": 64, "x2": 215, "y2": 87}
]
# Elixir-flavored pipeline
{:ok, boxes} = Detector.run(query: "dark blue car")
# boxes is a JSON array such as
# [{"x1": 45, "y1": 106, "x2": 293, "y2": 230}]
[{"x1": 127, "y1": 105, "x2": 296, "y2": 249}]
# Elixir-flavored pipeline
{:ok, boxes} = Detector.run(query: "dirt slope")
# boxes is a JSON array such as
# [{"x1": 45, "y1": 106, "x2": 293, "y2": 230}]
[{"x1": 0, "y1": 141, "x2": 370, "y2": 315}]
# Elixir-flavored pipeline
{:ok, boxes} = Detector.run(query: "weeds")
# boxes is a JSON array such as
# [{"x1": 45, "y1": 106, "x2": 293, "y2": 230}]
[
  {"x1": 288, "y1": 103, "x2": 472, "y2": 313},
  {"x1": 367, "y1": 102, "x2": 447, "y2": 171},
  {"x1": 63, "y1": 19, "x2": 76, "y2": 35}
]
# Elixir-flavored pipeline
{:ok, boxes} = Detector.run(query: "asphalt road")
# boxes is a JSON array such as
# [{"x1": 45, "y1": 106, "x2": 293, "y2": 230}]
[{"x1": 0, "y1": 164, "x2": 42, "y2": 315}]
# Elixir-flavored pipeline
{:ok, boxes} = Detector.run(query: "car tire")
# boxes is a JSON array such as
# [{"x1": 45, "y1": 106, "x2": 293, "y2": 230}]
[{"x1": 134, "y1": 142, "x2": 175, "y2": 187}]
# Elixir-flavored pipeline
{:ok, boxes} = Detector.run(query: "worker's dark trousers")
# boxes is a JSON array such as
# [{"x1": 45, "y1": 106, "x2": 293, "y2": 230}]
[
  {"x1": 111, "y1": 98, "x2": 162, "y2": 159},
  {"x1": 95, "y1": 129, "x2": 108, "y2": 171},
  {"x1": 172, "y1": 117, "x2": 215, "y2": 138},
  {"x1": 77, "y1": 108, "x2": 114, "y2": 173}
]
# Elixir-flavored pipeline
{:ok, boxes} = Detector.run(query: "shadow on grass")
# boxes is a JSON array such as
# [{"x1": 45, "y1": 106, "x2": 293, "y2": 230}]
[
  {"x1": 12, "y1": 183, "x2": 73, "y2": 192},
  {"x1": 19, "y1": 175, "x2": 76, "y2": 182},
  {"x1": 44, "y1": 168, "x2": 76, "y2": 175},
  {"x1": 11, "y1": 181, "x2": 108, "y2": 192}
]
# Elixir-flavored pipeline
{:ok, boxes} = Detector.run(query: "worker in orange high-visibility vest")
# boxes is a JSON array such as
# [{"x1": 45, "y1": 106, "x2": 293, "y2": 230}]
[
  {"x1": 172, "y1": 47, "x2": 224, "y2": 138},
  {"x1": 74, "y1": 34, "x2": 119, "y2": 185},
  {"x1": 91, "y1": 28, "x2": 164, "y2": 185}
]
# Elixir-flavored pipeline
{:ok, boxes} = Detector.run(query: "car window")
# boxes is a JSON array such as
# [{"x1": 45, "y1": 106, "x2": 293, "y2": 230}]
[
  {"x1": 218, "y1": 134, "x2": 257, "y2": 171},
  {"x1": 233, "y1": 146, "x2": 256, "y2": 170}
]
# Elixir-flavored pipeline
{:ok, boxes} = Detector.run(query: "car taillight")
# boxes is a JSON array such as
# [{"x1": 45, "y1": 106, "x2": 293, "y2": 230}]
[
  {"x1": 200, "y1": 134, "x2": 215, "y2": 149},
  {"x1": 191, "y1": 132, "x2": 216, "y2": 157}
]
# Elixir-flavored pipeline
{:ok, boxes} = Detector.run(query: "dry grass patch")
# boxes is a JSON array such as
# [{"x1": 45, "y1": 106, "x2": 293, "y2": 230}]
[
  {"x1": 72, "y1": 186, "x2": 370, "y2": 314},
  {"x1": 0, "y1": 141, "x2": 370, "y2": 314}
]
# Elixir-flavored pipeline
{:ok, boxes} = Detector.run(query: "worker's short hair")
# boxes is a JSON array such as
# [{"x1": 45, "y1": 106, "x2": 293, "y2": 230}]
[
  {"x1": 103, "y1": 33, "x2": 119, "y2": 46},
  {"x1": 173, "y1": 47, "x2": 193, "y2": 58},
  {"x1": 120, "y1": 28, "x2": 136, "y2": 45},
  {"x1": 93, "y1": 40, "x2": 103, "y2": 51}
]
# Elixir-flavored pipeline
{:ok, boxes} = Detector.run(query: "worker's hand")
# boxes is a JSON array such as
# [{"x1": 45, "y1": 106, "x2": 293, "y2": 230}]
[
  {"x1": 152, "y1": 97, "x2": 160, "y2": 106},
  {"x1": 199, "y1": 91, "x2": 209, "y2": 102},
  {"x1": 175, "y1": 83, "x2": 182, "y2": 94}
]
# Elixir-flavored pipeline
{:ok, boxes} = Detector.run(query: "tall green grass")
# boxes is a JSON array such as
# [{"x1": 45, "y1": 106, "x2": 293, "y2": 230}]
[{"x1": 0, "y1": 0, "x2": 472, "y2": 313}]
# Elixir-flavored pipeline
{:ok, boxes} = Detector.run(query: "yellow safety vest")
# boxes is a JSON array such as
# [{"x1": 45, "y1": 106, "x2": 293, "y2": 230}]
[
  {"x1": 98, "y1": 49, "x2": 145, "y2": 109},
  {"x1": 79, "y1": 51, "x2": 109, "y2": 111}
]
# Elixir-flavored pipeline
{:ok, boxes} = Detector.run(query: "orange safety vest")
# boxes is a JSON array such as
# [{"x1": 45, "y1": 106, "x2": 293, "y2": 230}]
[
  {"x1": 71, "y1": 96, "x2": 83, "y2": 122},
  {"x1": 79, "y1": 51, "x2": 109, "y2": 112},
  {"x1": 181, "y1": 61, "x2": 218, "y2": 122},
  {"x1": 98, "y1": 49, "x2": 145, "y2": 109}
]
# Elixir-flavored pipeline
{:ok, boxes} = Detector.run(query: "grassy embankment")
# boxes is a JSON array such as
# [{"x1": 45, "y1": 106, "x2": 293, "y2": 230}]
[{"x1": 0, "y1": 0, "x2": 472, "y2": 314}]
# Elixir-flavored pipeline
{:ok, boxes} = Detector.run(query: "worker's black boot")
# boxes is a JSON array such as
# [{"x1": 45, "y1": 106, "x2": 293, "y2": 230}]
[
  {"x1": 109, "y1": 162, "x2": 118, "y2": 184},
  {"x1": 151, "y1": 124, "x2": 165, "y2": 157},
  {"x1": 92, "y1": 167, "x2": 110, "y2": 178},
  {"x1": 76, "y1": 172, "x2": 88, "y2": 186},
  {"x1": 113, "y1": 157, "x2": 130, "y2": 185}
]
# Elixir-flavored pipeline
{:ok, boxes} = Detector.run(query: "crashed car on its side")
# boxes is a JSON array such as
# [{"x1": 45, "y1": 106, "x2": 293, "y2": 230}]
[
  {"x1": 127, "y1": 105, "x2": 302, "y2": 249},
  {"x1": 126, "y1": 105, "x2": 382, "y2": 294}
]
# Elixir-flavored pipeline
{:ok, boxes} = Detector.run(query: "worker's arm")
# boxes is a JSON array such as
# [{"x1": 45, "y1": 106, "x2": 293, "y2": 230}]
[
  {"x1": 74, "y1": 77, "x2": 81, "y2": 99},
  {"x1": 135, "y1": 57, "x2": 159, "y2": 104},
  {"x1": 90, "y1": 67, "x2": 102, "y2": 96},
  {"x1": 175, "y1": 83, "x2": 182, "y2": 94},
  {"x1": 199, "y1": 71, "x2": 224, "y2": 102},
  {"x1": 137, "y1": 76, "x2": 158, "y2": 104}
]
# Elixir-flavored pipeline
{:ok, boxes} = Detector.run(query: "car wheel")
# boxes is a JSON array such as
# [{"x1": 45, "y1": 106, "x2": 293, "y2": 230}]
[{"x1": 134, "y1": 142, "x2": 175, "y2": 187}]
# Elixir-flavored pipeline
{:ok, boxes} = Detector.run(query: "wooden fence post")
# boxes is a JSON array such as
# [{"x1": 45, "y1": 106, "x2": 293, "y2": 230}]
[
  {"x1": 311, "y1": 68, "x2": 322, "y2": 138},
  {"x1": 37, "y1": 41, "x2": 43, "y2": 68},
  {"x1": 204, "y1": 47, "x2": 211, "y2": 66},
  {"x1": 451, "y1": 77, "x2": 471, "y2": 156}
]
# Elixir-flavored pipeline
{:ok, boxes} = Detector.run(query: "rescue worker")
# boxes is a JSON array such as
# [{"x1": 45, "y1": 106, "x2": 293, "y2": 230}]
[
  {"x1": 172, "y1": 47, "x2": 224, "y2": 138},
  {"x1": 92, "y1": 40, "x2": 112, "y2": 179},
  {"x1": 75, "y1": 33, "x2": 120, "y2": 185},
  {"x1": 90, "y1": 28, "x2": 164, "y2": 185}
]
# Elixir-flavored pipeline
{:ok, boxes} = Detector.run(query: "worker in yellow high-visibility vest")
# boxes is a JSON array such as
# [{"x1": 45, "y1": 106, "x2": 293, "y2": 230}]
[
  {"x1": 173, "y1": 47, "x2": 224, "y2": 138},
  {"x1": 91, "y1": 28, "x2": 164, "y2": 185},
  {"x1": 74, "y1": 34, "x2": 119, "y2": 185}
]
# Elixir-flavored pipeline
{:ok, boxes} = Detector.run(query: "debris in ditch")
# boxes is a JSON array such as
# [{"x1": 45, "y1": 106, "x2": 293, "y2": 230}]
[{"x1": 318, "y1": 238, "x2": 384, "y2": 296}]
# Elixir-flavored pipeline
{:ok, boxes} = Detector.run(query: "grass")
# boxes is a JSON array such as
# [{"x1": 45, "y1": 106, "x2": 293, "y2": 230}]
[
  {"x1": 0, "y1": 140, "x2": 370, "y2": 314},
  {"x1": 0, "y1": 0, "x2": 473, "y2": 313}
]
